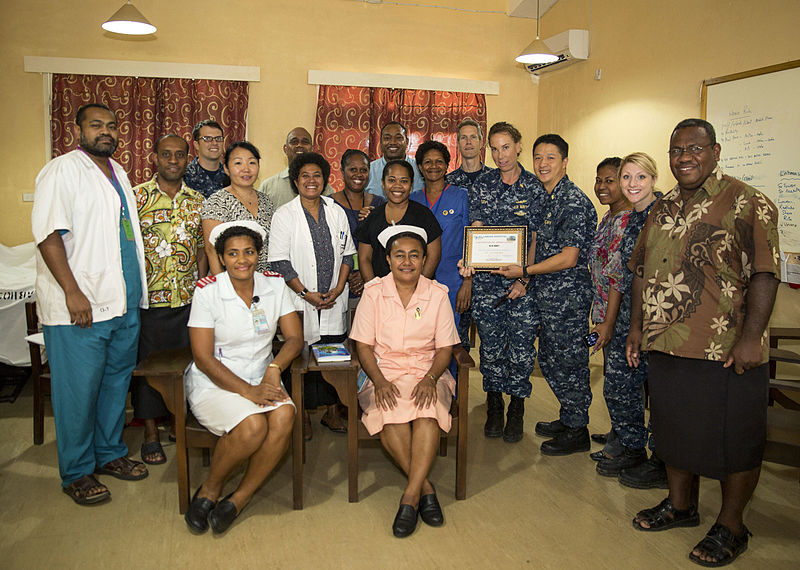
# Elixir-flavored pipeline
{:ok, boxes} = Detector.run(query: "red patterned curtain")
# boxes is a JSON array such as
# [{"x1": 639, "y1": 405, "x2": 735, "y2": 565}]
[
  {"x1": 51, "y1": 74, "x2": 248, "y2": 186},
  {"x1": 314, "y1": 85, "x2": 486, "y2": 191}
]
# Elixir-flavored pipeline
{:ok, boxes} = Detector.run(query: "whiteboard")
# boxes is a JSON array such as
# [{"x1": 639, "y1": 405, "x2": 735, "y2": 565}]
[{"x1": 703, "y1": 61, "x2": 800, "y2": 253}]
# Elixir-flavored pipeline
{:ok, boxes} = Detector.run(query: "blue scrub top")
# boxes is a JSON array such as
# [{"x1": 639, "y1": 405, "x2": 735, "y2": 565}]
[
  {"x1": 107, "y1": 168, "x2": 142, "y2": 310},
  {"x1": 410, "y1": 184, "x2": 469, "y2": 301}
]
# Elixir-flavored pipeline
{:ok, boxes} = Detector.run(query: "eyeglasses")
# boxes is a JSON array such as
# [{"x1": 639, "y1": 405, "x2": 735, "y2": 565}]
[
  {"x1": 199, "y1": 135, "x2": 224, "y2": 143},
  {"x1": 668, "y1": 144, "x2": 713, "y2": 157}
]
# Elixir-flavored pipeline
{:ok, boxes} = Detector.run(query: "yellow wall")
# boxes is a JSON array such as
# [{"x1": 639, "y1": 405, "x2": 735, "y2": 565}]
[
  {"x1": 3, "y1": 0, "x2": 799, "y2": 323},
  {"x1": 0, "y1": 0, "x2": 539, "y2": 246},
  {"x1": 536, "y1": 0, "x2": 800, "y2": 326}
]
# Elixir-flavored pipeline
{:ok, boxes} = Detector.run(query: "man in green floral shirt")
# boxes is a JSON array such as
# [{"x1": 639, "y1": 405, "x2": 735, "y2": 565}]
[
  {"x1": 625, "y1": 119, "x2": 780, "y2": 567},
  {"x1": 133, "y1": 134, "x2": 207, "y2": 464}
]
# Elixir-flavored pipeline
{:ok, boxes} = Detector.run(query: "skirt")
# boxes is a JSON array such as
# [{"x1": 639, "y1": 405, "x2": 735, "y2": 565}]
[
  {"x1": 358, "y1": 372, "x2": 454, "y2": 436},
  {"x1": 188, "y1": 381, "x2": 295, "y2": 437},
  {"x1": 648, "y1": 352, "x2": 769, "y2": 480}
]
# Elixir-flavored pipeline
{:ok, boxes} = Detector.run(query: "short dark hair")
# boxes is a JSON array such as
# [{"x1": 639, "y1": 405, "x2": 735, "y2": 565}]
[
  {"x1": 381, "y1": 121, "x2": 408, "y2": 137},
  {"x1": 289, "y1": 152, "x2": 331, "y2": 193},
  {"x1": 382, "y1": 159, "x2": 415, "y2": 185},
  {"x1": 214, "y1": 226, "x2": 264, "y2": 257},
  {"x1": 457, "y1": 118, "x2": 483, "y2": 139},
  {"x1": 155, "y1": 134, "x2": 189, "y2": 154},
  {"x1": 340, "y1": 148, "x2": 369, "y2": 172},
  {"x1": 533, "y1": 133, "x2": 568, "y2": 159},
  {"x1": 415, "y1": 140, "x2": 451, "y2": 171},
  {"x1": 75, "y1": 103, "x2": 113, "y2": 127},
  {"x1": 192, "y1": 119, "x2": 224, "y2": 141},
  {"x1": 671, "y1": 118, "x2": 717, "y2": 146},
  {"x1": 488, "y1": 121, "x2": 521, "y2": 144},
  {"x1": 224, "y1": 141, "x2": 261, "y2": 167},
  {"x1": 386, "y1": 231, "x2": 428, "y2": 257},
  {"x1": 597, "y1": 156, "x2": 621, "y2": 171}
]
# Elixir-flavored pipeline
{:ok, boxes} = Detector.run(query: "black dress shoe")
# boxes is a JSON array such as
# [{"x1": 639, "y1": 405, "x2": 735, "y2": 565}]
[
  {"x1": 418, "y1": 492, "x2": 444, "y2": 527},
  {"x1": 540, "y1": 426, "x2": 590, "y2": 456},
  {"x1": 392, "y1": 504, "x2": 418, "y2": 538},
  {"x1": 534, "y1": 418, "x2": 567, "y2": 437},
  {"x1": 484, "y1": 392, "x2": 504, "y2": 438},
  {"x1": 185, "y1": 487, "x2": 216, "y2": 533},
  {"x1": 589, "y1": 450, "x2": 608, "y2": 462},
  {"x1": 619, "y1": 454, "x2": 669, "y2": 489},
  {"x1": 208, "y1": 493, "x2": 240, "y2": 534},
  {"x1": 596, "y1": 446, "x2": 647, "y2": 477}
]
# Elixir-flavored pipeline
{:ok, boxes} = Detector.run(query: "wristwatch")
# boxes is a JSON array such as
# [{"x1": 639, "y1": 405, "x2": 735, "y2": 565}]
[{"x1": 297, "y1": 287, "x2": 308, "y2": 298}]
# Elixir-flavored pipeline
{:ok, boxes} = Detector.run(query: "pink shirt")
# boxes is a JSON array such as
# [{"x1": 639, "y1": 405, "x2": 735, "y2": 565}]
[{"x1": 350, "y1": 273, "x2": 461, "y2": 386}]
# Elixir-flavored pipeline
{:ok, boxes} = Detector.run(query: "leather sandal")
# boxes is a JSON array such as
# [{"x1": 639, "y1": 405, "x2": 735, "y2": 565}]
[
  {"x1": 689, "y1": 523, "x2": 751, "y2": 567},
  {"x1": 633, "y1": 497, "x2": 700, "y2": 532},
  {"x1": 95, "y1": 456, "x2": 148, "y2": 481},
  {"x1": 62, "y1": 474, "x2": 110, "y2": 505},
  {"x1": 141, "y1": 441, "x2": 166, "y2": 465}
]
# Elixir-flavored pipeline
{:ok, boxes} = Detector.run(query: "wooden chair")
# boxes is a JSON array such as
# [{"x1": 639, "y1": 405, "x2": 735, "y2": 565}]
[
  {"x1": 764, "y1": 327, "x2": 800, "y2": 471},
  {"x1": 291, "y1": 340, "x2": 474, "y2": 503},
  {"x1": 133, "y1": 346, "x2": 308, "y2": 513},
  {"x1": 24, "y1": 302, "x2": 50, "y2": 445}
]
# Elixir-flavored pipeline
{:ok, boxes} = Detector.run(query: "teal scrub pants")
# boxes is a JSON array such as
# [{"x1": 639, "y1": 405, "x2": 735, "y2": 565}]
[{"x1": 43, "y1": 308, "x2": 140, "y2": 486}]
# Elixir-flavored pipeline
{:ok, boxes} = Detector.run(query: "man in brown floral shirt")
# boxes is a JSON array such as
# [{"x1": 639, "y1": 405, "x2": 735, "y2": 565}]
[{"x1": 626, "y1": 119, "x2": 780, "y2": 567}]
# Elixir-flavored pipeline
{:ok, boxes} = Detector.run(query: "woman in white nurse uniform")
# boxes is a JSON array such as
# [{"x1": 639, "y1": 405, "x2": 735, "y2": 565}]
[{"x1": 183, "y1": 220, "x2": 303, "y2": 535}]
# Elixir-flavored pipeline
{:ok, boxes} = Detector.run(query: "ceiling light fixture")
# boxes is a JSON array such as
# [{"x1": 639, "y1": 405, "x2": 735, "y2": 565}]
[
  {"x1": 102, "y1": 1, "x2": 157, "y2": 35},
  {"x1": 515, "y1": 0, "x2": 558, "y2": 65}
]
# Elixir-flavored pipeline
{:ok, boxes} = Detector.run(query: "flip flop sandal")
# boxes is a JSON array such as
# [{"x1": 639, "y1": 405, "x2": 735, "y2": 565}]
[
  {"x1": 141, "y1": 441, "x2": 167, "y2": 465},
  {"x1": 95, "y1": 456, "x2": 149, "y2": 481},
  {"x1": 63, "y1": 474, "x2": 110, "y2": 505},
  {"x1": 689, "y1": 523, "x2": 751, "y2": 567},
  {"x1": 633, "y1": 497, "x2": 700, "y2": 532}
]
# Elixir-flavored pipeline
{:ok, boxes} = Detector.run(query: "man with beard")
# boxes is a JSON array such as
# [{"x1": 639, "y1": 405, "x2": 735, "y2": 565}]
[
  {"x1": 183, "y1": 119, "x2": 230, "y2": 198},
  {"x1": 131, "y1": 134, "x2": 206, "y2": 465},
  {"x1": 258, "y1": 126, "x2": 333, "y2": 208},
  {"x1": 365, "y1": 122, "x2": 424, "y2": 198},
  {"x1": 32, "y1": 103, "x2": 150, "y2": 505}
]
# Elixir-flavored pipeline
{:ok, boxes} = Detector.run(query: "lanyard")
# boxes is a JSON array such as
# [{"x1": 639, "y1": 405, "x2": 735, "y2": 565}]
[
  {"x1": 79, "y1": 147, "x2": 134, "y2": 240},
  {"x1": 343, "y1": 190, "x2": 364, "y2": 212}
]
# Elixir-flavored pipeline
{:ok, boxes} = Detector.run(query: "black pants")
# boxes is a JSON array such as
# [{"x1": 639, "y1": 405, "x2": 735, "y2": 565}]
[{"x1": 131, "y1": 305, "x2": 191, "y2": 419}]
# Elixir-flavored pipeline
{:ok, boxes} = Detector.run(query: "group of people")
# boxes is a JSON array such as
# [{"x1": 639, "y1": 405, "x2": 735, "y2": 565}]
[{"x1": 31, "y1": 102, "x2": 781, "y2": 565}]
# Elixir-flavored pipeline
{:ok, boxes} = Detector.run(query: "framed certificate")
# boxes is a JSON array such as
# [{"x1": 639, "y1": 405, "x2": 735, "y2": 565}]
[{"x1": 463, "y1": 226, "x2": 527, "y2": 271}]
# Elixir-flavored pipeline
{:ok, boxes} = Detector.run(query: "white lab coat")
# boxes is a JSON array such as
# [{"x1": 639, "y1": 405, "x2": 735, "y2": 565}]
[
  {"x1": 31, "y1": 149, "x2": 148, "y2": 325},
  {"x1": 268, "y1": 195, "x2": 356, "y2": 344}
]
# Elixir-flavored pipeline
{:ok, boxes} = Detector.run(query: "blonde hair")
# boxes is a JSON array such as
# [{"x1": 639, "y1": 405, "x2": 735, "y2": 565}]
[{"x1": 618, "y1": 152, "x2": 658, "y2": 181}]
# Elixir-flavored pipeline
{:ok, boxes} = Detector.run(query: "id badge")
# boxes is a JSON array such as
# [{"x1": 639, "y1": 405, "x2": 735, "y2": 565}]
[
  {"x1": 252, "y1": 308, "x2": 269, "y2": 334},
  {"x1": 121, "y1": 218, "x2": 135, "y2": 241}
]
